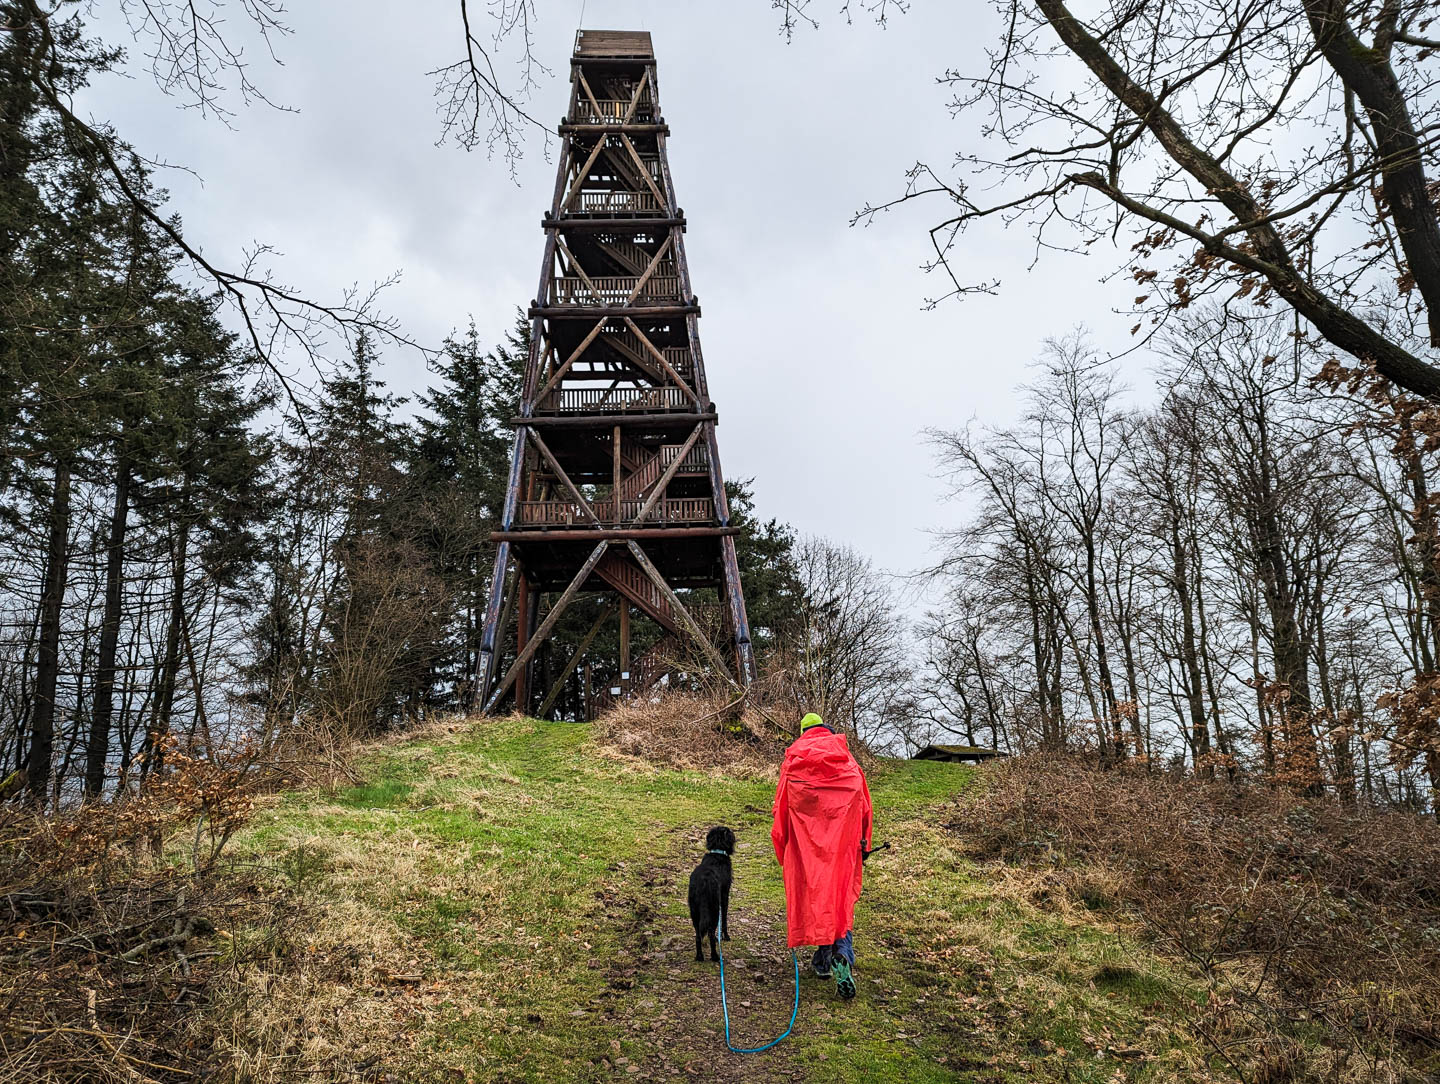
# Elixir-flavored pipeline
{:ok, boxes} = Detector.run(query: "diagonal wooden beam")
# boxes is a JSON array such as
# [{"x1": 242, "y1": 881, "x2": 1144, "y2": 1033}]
[
  {"x1": 601, "y1": 325, "x2": 667, "y2": 385},
  {"x1": 598, "y1": 142, "x2": 650, "y2": 194},
  {"x1": 555, "y1": 235, "x2": 606, "y2": 304},
  {"x1": 560, "y1": 134, "x2": 608, "y2": 212},
  {"x1": 622, "y1": 70, "x2": 650, "y2": 124},
  {"x1": 577, "y1": 70, "x2": 605, "y2": 122},
  {"x1": 527, "y1": 429, "x2": 602, "y2": 525},
  {"x1": 632, "y1": 425, "x2": 704, "y2": 524},
  {"x1": 537, "y1": 601, "x2": 619, "y2": 718},
  {"x1": 619, "y1": 134, "x2": 668, "y2": 211},
  {"x1": 625, "y1": 235, "x2": 673, "y2": 303},
  {"x1": 624, "y1": 541, "x2": 737, "y2": 684},
  {"x1": 536, "y1": 318, "x2": 607, "y2": 403},
  {"x1": 483, "y1": 542, "x2": 610, "y2": 713},
  {"x1": 621, "y1": 317, "x2": 698, "y2": 403}
]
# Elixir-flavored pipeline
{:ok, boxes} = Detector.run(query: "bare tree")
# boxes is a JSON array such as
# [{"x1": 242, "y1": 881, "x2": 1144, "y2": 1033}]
[
  {"x1": 780, "y1": 536, "x2": 912, "y2": 748},
  {"x1": 861, "y1": 0, "x2": 1440, "y2": 398}
]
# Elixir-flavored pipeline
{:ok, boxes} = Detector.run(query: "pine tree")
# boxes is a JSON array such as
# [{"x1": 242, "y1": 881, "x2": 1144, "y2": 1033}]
[
  {"x1": 132, "y1": 297, "x2": 271, "y2": 778},
  {"x1": 409, "y1": 315, "x2": 525, "y2": 708}
]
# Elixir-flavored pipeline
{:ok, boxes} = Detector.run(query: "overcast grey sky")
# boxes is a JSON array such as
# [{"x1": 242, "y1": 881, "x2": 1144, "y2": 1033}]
[{"x1": 82, "y1": 1, "x2": 1147, "y2": 592}]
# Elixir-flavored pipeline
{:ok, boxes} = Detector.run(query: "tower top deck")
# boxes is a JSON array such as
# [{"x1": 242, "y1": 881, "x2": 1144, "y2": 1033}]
[{"x1": 573, "y1": 29, "x2": 653, "y2": 59}]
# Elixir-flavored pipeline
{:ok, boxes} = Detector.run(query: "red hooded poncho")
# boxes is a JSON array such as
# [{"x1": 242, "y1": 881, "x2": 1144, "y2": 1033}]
[{"x1": 770, "y1": 726, "x2": 873, "y2": 947}]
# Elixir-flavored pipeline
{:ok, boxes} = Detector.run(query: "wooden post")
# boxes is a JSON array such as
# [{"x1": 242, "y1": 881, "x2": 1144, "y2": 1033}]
[
  {"x1": 613, "y1": 426, "x2": 622, "y2": 523},
  {"x1": 538, "y1": 601, "x2": 619, "y2": 719},
  {"x1": 619, "y1": 602, "x2": 631, "y2": 683},
  {"x1": 474, "y1": 545, "x2": 511, "y2": 708}
]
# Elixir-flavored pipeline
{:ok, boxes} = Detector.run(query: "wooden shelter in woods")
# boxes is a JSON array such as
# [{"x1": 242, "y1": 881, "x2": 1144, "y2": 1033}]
[
  {"x1": 477, "y1": 30, "x2": 755, "y2": 716},
  {"x1": 911, "y1": 745, "x2": 1008, "y2": 764}
]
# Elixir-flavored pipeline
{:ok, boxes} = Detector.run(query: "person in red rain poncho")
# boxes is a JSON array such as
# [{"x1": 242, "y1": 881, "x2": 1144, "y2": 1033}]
[{"x1": 770, "y1": 712, "x2": 873, "y2": 1000}]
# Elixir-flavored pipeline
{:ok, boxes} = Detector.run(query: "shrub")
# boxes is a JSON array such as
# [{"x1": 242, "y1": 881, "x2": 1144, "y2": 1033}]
[{"x1": 957, "y1": 755, "x2": 1440, "y2": 1080}]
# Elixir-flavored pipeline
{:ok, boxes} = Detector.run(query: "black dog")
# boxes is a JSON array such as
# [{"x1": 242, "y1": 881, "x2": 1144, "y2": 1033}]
[{"x1": 687, "y1": 826, "x2": 735, "y2": 962}]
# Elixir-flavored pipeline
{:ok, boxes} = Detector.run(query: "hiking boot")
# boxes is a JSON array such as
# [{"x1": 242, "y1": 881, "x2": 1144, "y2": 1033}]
[
  {"x1": 832, "y1": 959, "x2": 856, "y2": 1000},
  {"x1": 811, "y1": 949, "x2": 831, "y2": 979}
]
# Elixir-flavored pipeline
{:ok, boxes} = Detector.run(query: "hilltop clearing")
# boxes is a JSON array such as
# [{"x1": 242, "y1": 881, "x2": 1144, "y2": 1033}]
[
  {"x1": 12, "y1": 716, "x2": 1438, "y2": 1081},
  {"x1": 209, "y1": 719, "x2": 1210, "y2": 1082}
]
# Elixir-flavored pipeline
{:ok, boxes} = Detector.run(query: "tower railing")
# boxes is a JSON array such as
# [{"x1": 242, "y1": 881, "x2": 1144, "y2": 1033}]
[
  {"x1": 568, "y1": 191, "x2": 665, "y2": 216},
  {"x1": 516, "y1": 497, "x2": 713, "y2": 527},
  {"x1": 569, "y1": 96, "x2": 657, "y2": 125},
  {"x1": 550, "y1": 273, "x2": 682, "y2": 305},
  {"x1": 535, "y1": 386, "x2": 691, "y2": 413}
]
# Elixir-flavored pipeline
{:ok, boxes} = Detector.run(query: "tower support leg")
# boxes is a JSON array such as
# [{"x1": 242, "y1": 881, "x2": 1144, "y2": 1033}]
[
  {"x1": 475, "y1": 541, "x2": 512, "y2": 712},
  {"x1": 515, "y1": 575, "x2": 533, "y2": 714},
  {"x1": 719, "y1": 535, "x2": 756, "y2": 683}
]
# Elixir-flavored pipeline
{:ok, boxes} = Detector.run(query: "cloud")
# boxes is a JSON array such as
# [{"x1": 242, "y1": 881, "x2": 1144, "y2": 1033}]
[{"x1": 77, "y1": 1, "x2": 1144, "y2": 596}]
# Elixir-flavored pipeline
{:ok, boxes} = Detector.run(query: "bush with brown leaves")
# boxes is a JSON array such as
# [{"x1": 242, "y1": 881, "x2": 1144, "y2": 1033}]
[
  {"x1": 958, "y1": 755, "x2": 1440, "y2": 1081},
  {"x1": 0, "y1": 745, "x2": 289, "y2": 1083},
  {"x1": 593, "y1": 691, "x2": 790, "y2": 774}
]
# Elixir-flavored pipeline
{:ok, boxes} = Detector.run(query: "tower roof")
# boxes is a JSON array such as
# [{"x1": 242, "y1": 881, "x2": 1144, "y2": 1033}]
[{"x1": 573, "y1": 29, "x2": 654, "y2": 58}]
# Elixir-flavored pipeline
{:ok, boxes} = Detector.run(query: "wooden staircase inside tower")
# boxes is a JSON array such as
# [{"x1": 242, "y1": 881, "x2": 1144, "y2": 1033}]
[
  {"x1": 593, "y1": 550, "x2": 681, "y2": 634},
  {"x1": 590, "y1": 634, "x2": 681, "y2": 716},
  {"x1": 616, "y1": 441, "x2": 705, "y2": 500},
  {"x1": 593, "y1": 238, "x2": 651, "y2": 275},
  {"x1": 599, "y1": 326, "x2": 690, "y2": 383}
]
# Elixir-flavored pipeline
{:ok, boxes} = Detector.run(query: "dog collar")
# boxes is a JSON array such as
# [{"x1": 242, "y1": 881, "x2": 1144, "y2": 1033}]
[{"x1": 708, "y1": 849, "x2": 729, "y2": 855}]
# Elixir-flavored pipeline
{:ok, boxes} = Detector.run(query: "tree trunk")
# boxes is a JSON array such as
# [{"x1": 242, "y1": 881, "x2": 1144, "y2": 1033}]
[
  {"x1": 1398, "y1": 417, "x2": 1440, "y2": 667},
  {"x1": 1246, "y1": 588, "x2": 1276, "y2": 780},
  {"x1": 26, "y1": 460, "x2": 71, "y2": 804},
  {"x1": 1022, "y1": 550, "x2": 1058, "y2": 748},
  {"x1": 1169, "y1": 508, "x2": 1212, "y2": 776},
  {"x1": 1312, "y1": 576, "x2": 1354, "y2": 804},
  {"x1": 85, "y1": 453, "x2": 130, "y2": 798},
  {"x1": 1082, "y1": 538, "x2": 1124, "y2": 758},
  {"x1": 144, "y1": 502, "x2": 191, "y2": 778}
]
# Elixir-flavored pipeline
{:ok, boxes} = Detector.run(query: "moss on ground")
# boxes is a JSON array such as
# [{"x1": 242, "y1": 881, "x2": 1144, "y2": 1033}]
[{"x1": 230, "y1": 719, "x2": 1219, "y2": 1082}]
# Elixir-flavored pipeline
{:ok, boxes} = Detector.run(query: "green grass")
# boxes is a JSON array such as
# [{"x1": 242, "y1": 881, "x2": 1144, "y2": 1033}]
[{"x1": 230, "y1": 719, "x2": 1216, "y2": 1082}]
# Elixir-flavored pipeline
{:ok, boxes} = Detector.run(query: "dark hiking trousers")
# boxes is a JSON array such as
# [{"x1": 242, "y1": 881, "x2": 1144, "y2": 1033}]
[{"x1": 811, "y1": 930, "x2": 855, "y2": 975}]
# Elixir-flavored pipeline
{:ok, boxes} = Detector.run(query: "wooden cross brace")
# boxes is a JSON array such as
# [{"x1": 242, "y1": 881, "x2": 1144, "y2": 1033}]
[{"x1": 482, "y1": 541, "x2": 611, "y2": 714}]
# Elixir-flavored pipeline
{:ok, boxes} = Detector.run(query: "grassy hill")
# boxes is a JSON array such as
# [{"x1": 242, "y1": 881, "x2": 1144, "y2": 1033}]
[{"x1": 221, "y1": 718, "x2": 1213, "y2": 1082}]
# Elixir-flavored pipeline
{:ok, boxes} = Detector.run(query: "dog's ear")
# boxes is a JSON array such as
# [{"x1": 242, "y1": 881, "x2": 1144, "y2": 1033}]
[{"x1": 722, "y1": 827, "x2": 736, "y2": 852}]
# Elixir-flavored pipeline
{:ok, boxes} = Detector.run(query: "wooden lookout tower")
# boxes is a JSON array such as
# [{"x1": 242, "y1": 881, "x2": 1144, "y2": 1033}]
[{"x1": 477, "y1": 29, "x2": 755, "y2": 716}]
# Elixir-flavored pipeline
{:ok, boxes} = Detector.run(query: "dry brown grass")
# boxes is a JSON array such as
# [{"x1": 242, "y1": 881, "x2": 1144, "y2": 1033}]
[
  {"x1": 0, "y1": 719, "x2": 419, "y2": 1084},
  {"x1": 592, "y1": 691, "x2": 788, "y2": 775},
  {"x1": 957, "y1": 755, "x2": 1440, "y2": 1082},
  {"x1": 0, "y1": 746, "x2": 279, "y2": 1083}
]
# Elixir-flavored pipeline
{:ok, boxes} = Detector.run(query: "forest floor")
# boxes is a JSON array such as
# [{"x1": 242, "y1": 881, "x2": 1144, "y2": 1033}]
[{"x1": 218, "y1": 717, "x2": 1221, "y2": 1083}]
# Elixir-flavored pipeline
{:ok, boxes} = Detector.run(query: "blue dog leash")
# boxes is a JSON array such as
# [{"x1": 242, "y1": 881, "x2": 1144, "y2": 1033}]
[{"x1": 715, "y1": 911, "x2": 800, "y2": 1054}]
